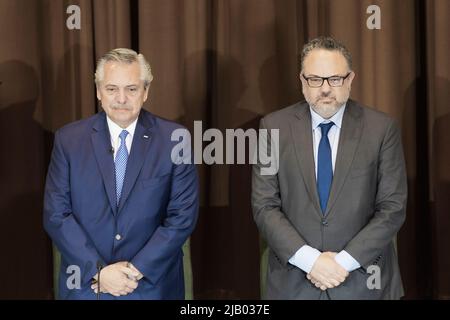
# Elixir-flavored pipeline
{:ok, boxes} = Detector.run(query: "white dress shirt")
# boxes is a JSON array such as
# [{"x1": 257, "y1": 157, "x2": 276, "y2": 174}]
[
  {"x1": 106, "y1": 116, "x2": 138, "y2": 160},
  {"x1": 288, "y1": 104, "x2": 361, "y2": 273}
]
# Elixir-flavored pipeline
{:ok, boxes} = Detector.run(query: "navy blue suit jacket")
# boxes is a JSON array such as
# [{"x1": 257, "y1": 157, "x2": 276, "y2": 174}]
[{"x1": 43, "y1": 110, "x2": 199, "y2": 299}]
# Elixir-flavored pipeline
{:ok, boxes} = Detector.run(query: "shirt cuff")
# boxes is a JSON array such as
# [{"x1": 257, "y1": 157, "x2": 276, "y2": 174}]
[
  {"x1": 288, "y1": 245, "x2": 321, "y2": 273},
  {"x1": 334, "y1": 250, "x2": 361, "y2": 272}
]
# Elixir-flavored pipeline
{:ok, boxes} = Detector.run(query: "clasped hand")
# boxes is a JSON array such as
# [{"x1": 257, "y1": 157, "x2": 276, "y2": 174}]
[
  {"x1": 91, "y1": 261, "x2": 143, "y2": 297},
  {"x1": 306, "y1": 252, "x2": 349, "y2": 291}
]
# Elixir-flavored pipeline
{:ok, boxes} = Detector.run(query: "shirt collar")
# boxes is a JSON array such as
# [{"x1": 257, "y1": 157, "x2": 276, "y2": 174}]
[
  {"x1": 310, "y1": 103, "x2": 346, "y2": 131},
  {"x1": 106, "y1": 116, "x2": 138, "y2": 141}
]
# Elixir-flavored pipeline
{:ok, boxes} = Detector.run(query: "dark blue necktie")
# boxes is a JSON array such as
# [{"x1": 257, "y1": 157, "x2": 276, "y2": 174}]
[{"x1": 317, "y1": 122, "x2": 334, "y2": 214}]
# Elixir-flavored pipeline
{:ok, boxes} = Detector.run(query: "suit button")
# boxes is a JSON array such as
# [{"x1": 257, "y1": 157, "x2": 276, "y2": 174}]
[
  {"x1": 115, "y1": 234, "x2": 122, "y2": 241},
  {"x1": 322, "y1": 220, "x2": 328, "y2": 226}
]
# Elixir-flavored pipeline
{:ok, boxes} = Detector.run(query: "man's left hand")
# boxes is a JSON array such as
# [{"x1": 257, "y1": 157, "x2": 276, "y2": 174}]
[
  {"x1": 307, "y1": 252, "x2": 347, "y2": 290},
  {"x1": 91, "y1": 261, "x2": 143, "y2": 295},
  {"x1": 127, "y1": 262, "x2": 144, "y2": 281}
]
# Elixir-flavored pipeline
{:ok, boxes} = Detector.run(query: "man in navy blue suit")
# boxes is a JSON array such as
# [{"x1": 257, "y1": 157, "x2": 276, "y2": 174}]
[{"x1": 43, "y1": 48, "x2": 199, "y2": 299}]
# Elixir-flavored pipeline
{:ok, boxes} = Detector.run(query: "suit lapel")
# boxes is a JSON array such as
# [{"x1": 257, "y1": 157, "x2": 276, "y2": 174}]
[
  {"x1": 117, "y1": 111, "x2": 154, "y2": 213},
  {"x1": 290, "y1": 103, "x2": 323, "y2": 217},
  {"x1": 325, "y1": 100, "x2": 363, "y2": 217},
  {"x1": 91, "y1": 112, "x2": 117, "y2": 215}
]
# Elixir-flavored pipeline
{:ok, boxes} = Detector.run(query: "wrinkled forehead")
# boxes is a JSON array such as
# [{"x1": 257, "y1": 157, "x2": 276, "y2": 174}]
[
  {"x1": 102, "y1": 61, "x2": 143, "y2": 86},
  {"x1": 303, "y1": 49, "x2": 349, "y2": 76}
]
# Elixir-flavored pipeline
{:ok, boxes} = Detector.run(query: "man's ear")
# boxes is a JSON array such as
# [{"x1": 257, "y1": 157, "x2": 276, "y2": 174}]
[
  {"x1": 299, "y1": 73, "x2": 308, "y2": 91},
  {"x1": 347, "y1": 71, "x2": 355, "y2": 85},
  {"x1": 142, "y1": 86, "x2": 149, "y2": 102}
]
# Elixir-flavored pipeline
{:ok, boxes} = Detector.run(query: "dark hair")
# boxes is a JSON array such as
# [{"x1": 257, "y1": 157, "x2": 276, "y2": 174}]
[{"x1": 300, "y1": 36, "x2": 352, "y2": 70}]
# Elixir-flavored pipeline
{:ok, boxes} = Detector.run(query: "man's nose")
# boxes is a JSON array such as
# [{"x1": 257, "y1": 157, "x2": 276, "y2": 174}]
[
  {"x1": 116, "y1": 89, "x2": 127, "y2": 104},
  {"x1": 320, "y1": 80, "x2": 332, "y2": 94}
]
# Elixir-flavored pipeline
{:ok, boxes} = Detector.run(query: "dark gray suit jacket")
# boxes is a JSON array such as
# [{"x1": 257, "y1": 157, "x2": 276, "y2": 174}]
[{"x1": 252, "y1": 100, "x2": 407, "y2": 299}]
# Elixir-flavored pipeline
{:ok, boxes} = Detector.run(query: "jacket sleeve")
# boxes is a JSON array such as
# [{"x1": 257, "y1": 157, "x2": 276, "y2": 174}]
[
  {"x1": 130, "y1": 145, "x2": 199, "y2": 285},
  {"x1": 43, "y1": 131, "x2": 105, "y2": 286},
  {"x1": 251, "y1": 118, "x2": 308, "y2": 265},
  {"x1": 343, "y1": 119, "x2": 407, "y2": 268}
]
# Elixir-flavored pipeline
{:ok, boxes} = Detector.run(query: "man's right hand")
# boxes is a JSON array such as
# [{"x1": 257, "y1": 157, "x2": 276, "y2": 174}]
[
  {"x1": 308, "y1": 252, "x2": 349, "y2": 290},
  {"x1": 92, "y1": 261, "x2": 140, "y2": 297}
]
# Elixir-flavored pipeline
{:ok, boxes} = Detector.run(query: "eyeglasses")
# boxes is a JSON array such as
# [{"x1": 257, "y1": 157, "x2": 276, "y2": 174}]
[{"x1": 302, "y1": 72, "x2": 351, "y2": 88}]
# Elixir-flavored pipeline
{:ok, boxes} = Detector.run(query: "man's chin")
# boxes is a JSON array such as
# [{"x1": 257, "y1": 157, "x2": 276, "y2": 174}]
[
  {"x1": 108, "y1": 112, "x2": 137, "y2": 127},
  {"x1": 311, "y1": 103, "x2": 341, "y2": 118},
  {"x1": 316, "y1": 103, "x2": 339, "y2": 110}
]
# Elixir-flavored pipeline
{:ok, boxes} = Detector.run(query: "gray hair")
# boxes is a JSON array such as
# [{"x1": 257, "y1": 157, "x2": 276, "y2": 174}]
[
  {"x1": 300, "y1": 36, "x2": 352, "y2": 71},
  {"x1": 95, "y1": 48, "x2": 153, "y2": 88}
]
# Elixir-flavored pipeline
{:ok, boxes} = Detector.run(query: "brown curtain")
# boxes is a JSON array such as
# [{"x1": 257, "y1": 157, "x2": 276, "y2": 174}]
[
  {"x1": 0, "y1": 0, "x2": 448, "y2": 299},
  {"x1": 426, "y1": 0, "x2": 450, "y2": 299}
]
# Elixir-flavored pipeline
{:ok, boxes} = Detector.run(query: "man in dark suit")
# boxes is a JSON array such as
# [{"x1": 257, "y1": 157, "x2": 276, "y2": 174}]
[
  {"x1": 44, "y1": 48, "x2": 199, "y2": 299},
  {"x1": 252, "y1": 37, "x2": 407, "y2": 299}
]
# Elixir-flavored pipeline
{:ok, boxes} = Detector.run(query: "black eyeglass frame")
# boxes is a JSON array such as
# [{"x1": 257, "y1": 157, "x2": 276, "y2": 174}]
[{"x1": 302, "y1": 72, "x2": 352, "y2": 87}]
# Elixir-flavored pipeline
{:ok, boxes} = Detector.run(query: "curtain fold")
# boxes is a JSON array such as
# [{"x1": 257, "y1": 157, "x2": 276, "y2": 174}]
[{"x1": 426, "y1": 0, "x2": 450, "y2": 300}]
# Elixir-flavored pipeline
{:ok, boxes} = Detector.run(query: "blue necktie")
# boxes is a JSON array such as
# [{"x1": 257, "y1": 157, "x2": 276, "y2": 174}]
[
  {"x1": 317, "y1": 122, "x2": 334, "y2": 214},
  {"x1": 115, "y1": 130, "x2": 129, "y2": 206}
]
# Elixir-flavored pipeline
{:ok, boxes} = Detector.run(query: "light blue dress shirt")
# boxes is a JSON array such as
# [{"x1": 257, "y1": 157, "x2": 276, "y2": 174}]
[
  {"x1": 107, "y1": 116, "x2": 137, "y2": 161},
  {"x1": 288, "y1": 103, "x2": 361, "y2": 273}
]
